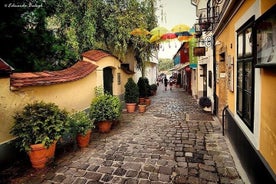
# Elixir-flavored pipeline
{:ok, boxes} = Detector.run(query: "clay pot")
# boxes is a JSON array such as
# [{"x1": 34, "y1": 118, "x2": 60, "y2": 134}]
[
  {"x1": 126, "y1": 103, "x2": 136, "y2": 113},
  {"x1": 76, "y1": 130, "x2": 92, "y2": 148},
  {"x1": 139, "y1": 98, "x2": 145, "y2": 104},
  {"x1": 46, "y1": 140, "x2": 57, "y2": 161},
  {"x1": 98, "y1": 121, "x2": 112, "y2": 133},
  {"x1": 138, "y1": 104, "x2": 146, "y2": 113},
  {"x1": 145, "y1": 98, "x2": 151, "y2": 106},
  {"x1": 28, "y1": 143, "x2": 48, "y2": 169}
]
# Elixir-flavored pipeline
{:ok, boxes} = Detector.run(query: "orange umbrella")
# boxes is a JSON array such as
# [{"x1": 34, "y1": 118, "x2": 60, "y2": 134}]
[{"x1": 130, "y1": 28, "x2": 150, "y2": 36}]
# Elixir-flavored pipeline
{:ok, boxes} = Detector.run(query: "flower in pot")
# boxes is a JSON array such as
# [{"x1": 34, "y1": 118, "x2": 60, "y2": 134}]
[
  {"x1": 10, "y1": 101, "x2": 69, "y2": 169},
  {"x1": 124, "y1": 78, "x2": 139, "y2": 113},
  {"x1": 89, "y1": 93, "x2": 122, "y2": 133},
  {"x1": 69, "y1": 111, "x2": 95, "y2": 148},
  {"x1": 199, "y1": 96, "x2": 212, "y2": 112}
]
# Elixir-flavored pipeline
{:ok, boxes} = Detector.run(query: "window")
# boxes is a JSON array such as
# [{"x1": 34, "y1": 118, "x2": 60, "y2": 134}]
[{"x1": 236, "y1": 17, "x2": 255, "y2": 131}]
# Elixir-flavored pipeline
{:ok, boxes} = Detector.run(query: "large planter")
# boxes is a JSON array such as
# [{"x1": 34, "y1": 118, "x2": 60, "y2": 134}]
[
  {"x1": 28, "y1": 143, "x2": 48, "y2": 169},
  {"x1": 46, "y1": 140, "x2": 57, "y2": 161},
  {"x1": 98, "y1": 121, "x2": 112, "y2": 133},
  {"x1": 76, "y1": 130, "x2": 92, "y2": 148},
  {"x1": 126, "y1": 103, "x2": 136, "y2": 113}
]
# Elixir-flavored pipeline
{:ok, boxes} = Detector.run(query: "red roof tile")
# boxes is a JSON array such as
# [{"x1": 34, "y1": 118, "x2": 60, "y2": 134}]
[
  {"x1": 81, "y1": 50, "x2": 112, "y2": 61},
  {"x1": 10, "y1": 61, "x2": 97, "y2": 89}
]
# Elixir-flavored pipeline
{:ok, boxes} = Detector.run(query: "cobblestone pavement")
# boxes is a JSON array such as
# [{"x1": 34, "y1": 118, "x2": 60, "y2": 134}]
[{"x1": 3, "y1": 85, "x2": 244, "y2": 184}]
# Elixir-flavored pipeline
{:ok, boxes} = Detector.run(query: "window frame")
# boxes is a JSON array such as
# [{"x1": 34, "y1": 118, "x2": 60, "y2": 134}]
[{"x1": 236, "y1": 16, "x2": 255, "y2": 132}]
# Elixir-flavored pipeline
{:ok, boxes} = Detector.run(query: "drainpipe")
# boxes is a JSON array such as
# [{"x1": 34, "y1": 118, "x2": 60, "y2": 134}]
[{"x1": 222, "y1": 105, "x2": 228, "y2": 136}]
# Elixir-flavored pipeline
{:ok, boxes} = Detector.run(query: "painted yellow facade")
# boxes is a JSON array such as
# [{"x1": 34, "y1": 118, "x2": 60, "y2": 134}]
[
  {"x1": 0, "y1": 55, "x2": 132, "y2": 144},
  {"x1": 216, "y1": 0, "x2": 276, "y2": 174}
]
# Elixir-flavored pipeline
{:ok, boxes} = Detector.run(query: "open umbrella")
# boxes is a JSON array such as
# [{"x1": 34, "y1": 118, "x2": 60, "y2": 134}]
[
  {"x1": 161, "y1": 33, "x2": 177, "y2": 41},
  {"x1": 171, "y1": 24, "x2": 190, "y2": 33},
  {"x1": 130, "y1": 28, "x2": 150, "y2": 36},
  {"x1": 149, "y1": 34, "x2": 161, "y2": 43},
  {"x1": 150, "y1": 26, "x2": 168, "y2": 36},
  {"x1": 178, "y1": 35, "x2": 193, "y2": 42}
]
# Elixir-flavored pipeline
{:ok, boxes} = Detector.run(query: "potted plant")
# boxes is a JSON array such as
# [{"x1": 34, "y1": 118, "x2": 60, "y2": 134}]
[
  {"x1": 124, "y1": 78, "x2": 139, "y2": 113},
  {"x1": 69, "y1": 111, "x2": 95, "y2": 148},
  {"x1": 10, "y1": 101, "x2": 69, "y2": 169},
  {"x1": 89, "y1": 93, "x2": 122, "y2": 133},
  {"x1": 199, "y1": 96, "x2": 212, "y2": 112},
  {"x1": 150, "y1": 84, "x2": 158, "y2": 96},
  {"x1": 137, "y1": 77, "x2": 151, "y2": 105}
]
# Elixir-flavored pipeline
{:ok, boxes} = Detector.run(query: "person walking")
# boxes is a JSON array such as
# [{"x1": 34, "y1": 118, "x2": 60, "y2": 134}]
[{"x1": 164, "y1": 76, "x2": 168, "y2": 91}]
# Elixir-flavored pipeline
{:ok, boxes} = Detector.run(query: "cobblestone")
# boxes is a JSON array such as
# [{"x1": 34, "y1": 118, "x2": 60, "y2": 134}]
[{"x1": 3, "y1": 85, "x2": 244, "y2": 183}]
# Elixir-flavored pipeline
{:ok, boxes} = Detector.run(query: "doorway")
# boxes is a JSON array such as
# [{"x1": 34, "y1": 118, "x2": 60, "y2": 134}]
[{"x1": 103, "y1": 67, "x2": 113, "y2": 95}]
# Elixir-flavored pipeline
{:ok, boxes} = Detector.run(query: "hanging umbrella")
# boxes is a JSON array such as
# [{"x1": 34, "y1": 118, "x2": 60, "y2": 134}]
[
  {"x1": 178, "y1": 35, "x2": 193, "y2": 42},
  {"x1": 189, "y1": 27, "x2": 195, "y2": 35},
  {"x1": 161, "y1": 33, "x2": 177, "y2": 41},
  {"x1": 171, "y1": 24, "x2": 190, "y2": 33},
  {"x1": 130, "y1": 28, "x2": 150, "y2": 36},
  {"x1": 150, "y1": 26, "x2": 168, "y2": 36},
  {"x1": 149, "y1": 34, "x2": 161, "y2": 43},
  {"x1": 175, "y1": 31, "x2": 192, "y2": 37}
]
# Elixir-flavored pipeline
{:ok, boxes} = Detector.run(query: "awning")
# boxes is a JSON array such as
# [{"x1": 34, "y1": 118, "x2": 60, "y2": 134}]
[{"x1": 169, "y1": 63, "x2": 190, "y2": 71}]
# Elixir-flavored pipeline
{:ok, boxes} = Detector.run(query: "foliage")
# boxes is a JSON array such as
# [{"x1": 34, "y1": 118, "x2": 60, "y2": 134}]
[
  {"x1": 94, "y1": 85, "x2": 104, "y2": 97},
  {"x1": 10, "y1": 101, "x2": 69, "y2": 152},
  {"x1": 124, "y1": 78, "x2": 139, "y2": 103},
  {"x1": 199, "y1": 97, "x2": 212, "y2": 108},
  {"x1": 89, "y1": 94, "x2": 122, "y2": 122},
  {"x1": 158, "y1": 59, "x2": 174, "y2": 72},
  {"x1": 1, "y1": 0, "x2": 158, "y2": 72},
  {"x1": 68, "y1": 111, "x2": 95, "y2": 136},
  {"x1": 137, "y1": 77, "x2": 151, "y2": 98},
  {"x1": 150, "y1": 84, "x2": 158, "y2": 91}
]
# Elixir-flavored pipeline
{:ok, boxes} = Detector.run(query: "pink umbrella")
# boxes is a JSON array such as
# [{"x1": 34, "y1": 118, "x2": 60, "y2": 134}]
[{"x1": 161, "y1": 33, "x2": 177, "y2": 41}]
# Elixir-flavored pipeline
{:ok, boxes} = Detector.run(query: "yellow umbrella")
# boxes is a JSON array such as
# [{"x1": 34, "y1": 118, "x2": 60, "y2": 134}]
[
  {"x1": 130, "y1": 28, "x2": 150, "y2": 36},
  {"x1": 150, "y1": 26, "x2": 168, "y2": 36},
  {"x1": 171, "y1": 24, "x2": 190, "y2": 33},
  {"x1": 149, "y1": 34, "x2": 161, "y2": 43}
]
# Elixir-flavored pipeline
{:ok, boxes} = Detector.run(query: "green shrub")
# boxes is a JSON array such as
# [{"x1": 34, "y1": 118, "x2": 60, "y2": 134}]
[
  {"x1": 124, "y1": 78, "x2": 139, "y2": 103},
  {"x1": 89, "y1": 94, "x2": 122, "y2": 122},
  {"x1": 68, "y1": 111, "x2": 95, "y2": 136},
  {"x1": 10, "y1": 101, "x2": 69, "y2": 152}
]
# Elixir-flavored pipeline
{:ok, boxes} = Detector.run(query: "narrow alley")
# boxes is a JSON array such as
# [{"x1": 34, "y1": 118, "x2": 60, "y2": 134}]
[{"x1": 2, "y1": 85, "x2": 244, "y2": 184}]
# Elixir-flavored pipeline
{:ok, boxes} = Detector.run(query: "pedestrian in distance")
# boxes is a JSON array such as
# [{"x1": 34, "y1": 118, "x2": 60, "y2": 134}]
[{"x1": 164, "y1": 76, "x2": 168, "y2": 91}]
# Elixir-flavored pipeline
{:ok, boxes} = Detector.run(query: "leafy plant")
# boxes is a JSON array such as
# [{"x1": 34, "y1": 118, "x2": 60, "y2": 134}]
[
  {"x1": 10, "y1": 101, "x2": 69, "y2": 152},
  {"x1": 199, "y1": 97, "x2": 212, "y2": 108},
  {"x1": 68, "y1": 111, "x2": 95, "y2": 136},
  {"x1": 124, "y1": 78, "x2": 139, "y2": 103},
  {"x1": 89, "y1": 94, "x2": 122, "y2": 122},
  {"x1": 137, "y1": 77, "x2": 151, "y2": 98},
  {"x1": 150, "y1": 84, "x2": 158, "y2": 91}
]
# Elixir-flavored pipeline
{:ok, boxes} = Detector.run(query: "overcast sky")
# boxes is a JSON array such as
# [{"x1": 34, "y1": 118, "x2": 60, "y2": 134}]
[{"x1": 156, "y1": 0, "x2": 197, "y2": 59}]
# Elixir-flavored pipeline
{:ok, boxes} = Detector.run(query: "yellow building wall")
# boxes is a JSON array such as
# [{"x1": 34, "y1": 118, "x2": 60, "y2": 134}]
[
  {"x1": 259, "y1": 1, "x2": 276, "y2": 174},
  {"x1": 217, "y1": 0, "x2": 276, "y2": 174},
  {"x1": 0, "y1": 56, "x2": 133, "y2": 145}
]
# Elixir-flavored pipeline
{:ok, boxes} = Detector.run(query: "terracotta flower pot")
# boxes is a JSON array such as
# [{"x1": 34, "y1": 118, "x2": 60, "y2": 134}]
[
  {"x1": 139, "y1": 97, "x2": 145, "y2": 104},
  {"x1": 98, "y1": 121, "x2": 112, "y2": 133},
  {"x1": 138, "y1": 104, "x2": 146, "y2": 113},
  {"x1": 145, "y1": 98, "x2": 151, "y2": 106},
  {"x1": 46, "y1": 140, "x2": 57, "y2": 161},
  {"x1": 76, "y1": 130, "x2": 92, "y2": 148},
  {"x1": 126, "y1": 103, "x2": 136, "y2": 113},
  {"x1": 28, "y1": 143, "x2": 48, "y2": 169}
]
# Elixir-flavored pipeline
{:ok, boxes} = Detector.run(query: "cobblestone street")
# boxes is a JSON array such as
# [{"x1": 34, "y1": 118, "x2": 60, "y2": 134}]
[{"x1": 3, "y1": 85, "x2": 244, "y2": 184}]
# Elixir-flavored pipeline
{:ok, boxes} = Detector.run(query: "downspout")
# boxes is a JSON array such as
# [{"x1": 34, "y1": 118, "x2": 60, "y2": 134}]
[{"x1": 222, "y1": 105, "x2": 229, "y2": 136}]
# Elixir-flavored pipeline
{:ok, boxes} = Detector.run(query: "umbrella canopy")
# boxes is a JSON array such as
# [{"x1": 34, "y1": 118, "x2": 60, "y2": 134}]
[
  {"x1": 149, "y1": 34, "x2": 161, "y2": 43},
  {"x1": 171, "y1": 24, "x2": 190, "y2": 33},
  {"x1": 130, "y1": 28, "x2": 150, "y2": 36},
  {"x1": 161, "y1": 33, "x2": 177, "y2": 41},
  {"x1": 150, "y1": 26, "x2": 168, "y2": 36},
  {"x1": 178, "y1": 35, "x2": 193, "y2": 42},
  {"x1": 175, "y1": 31, "x2": 192, "y2": 37}
]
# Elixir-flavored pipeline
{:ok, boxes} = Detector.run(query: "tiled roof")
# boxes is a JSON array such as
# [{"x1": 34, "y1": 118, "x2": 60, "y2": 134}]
[
  {"x1": 10, "y1": 61, "x2": 97, "y2": 89},
  {"x1": 0, "y1": 58, "x2": 14, "y2": 76},
  {"x1": 82, "y1": 50, "x2": 113, "y2": 61}
]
